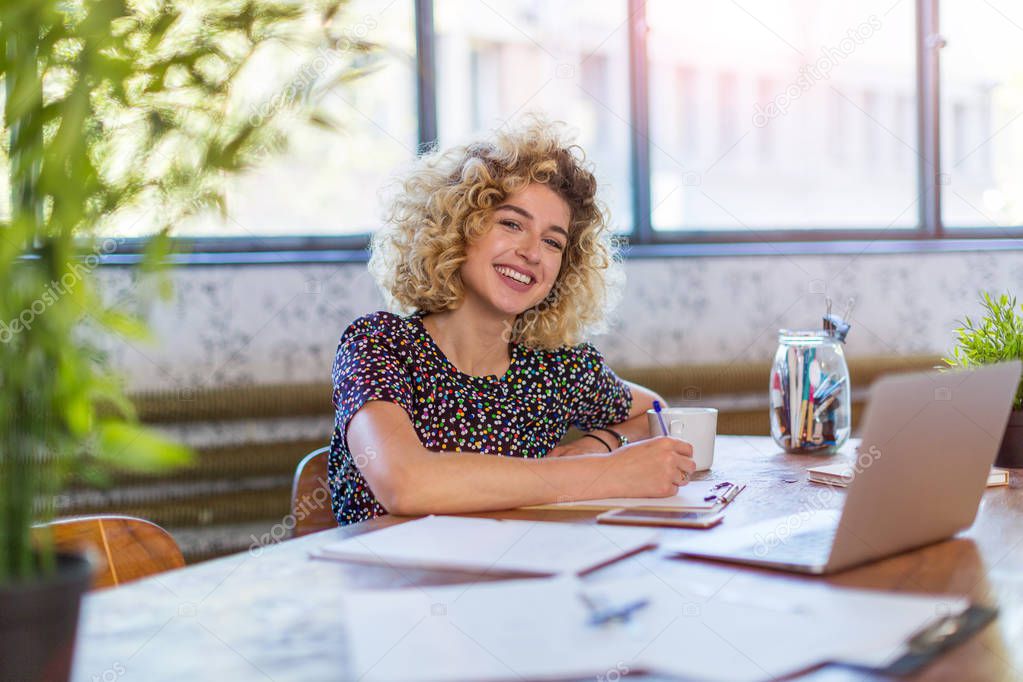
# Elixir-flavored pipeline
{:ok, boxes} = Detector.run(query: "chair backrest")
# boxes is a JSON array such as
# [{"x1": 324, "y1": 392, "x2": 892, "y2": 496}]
[
  {"x1": 290, "y1": 446, "x2": 335, "y2": 538},
  {"x1": 39, "y1": 515, "x2": 185, "y2": 590}
]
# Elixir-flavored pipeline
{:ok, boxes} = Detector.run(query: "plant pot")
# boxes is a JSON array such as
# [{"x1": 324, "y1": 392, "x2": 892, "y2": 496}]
[
  {"x1": 996, "y1": 409, "x2": 1023, "y2": 469},
  {"x1": 0, "y1": 552, "x2": 93, "y2": 682}
]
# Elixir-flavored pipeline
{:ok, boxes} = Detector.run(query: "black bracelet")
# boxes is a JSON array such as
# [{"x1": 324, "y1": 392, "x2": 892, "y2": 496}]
[
  {"x1": 596, "y1": 427, "x2": 629, "y2": 448},
  {"x1": 580, "y1": 433, "x2": 613, "y2": 452}
]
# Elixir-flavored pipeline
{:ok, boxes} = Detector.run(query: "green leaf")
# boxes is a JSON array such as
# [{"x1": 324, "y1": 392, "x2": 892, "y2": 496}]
[
  {"x1": 308, "y1": 109, "x2": 340, "y2": 131},
  {"x1": 943, "y1": 291, "x2": 1023, "y2": 408},
  {"x1": 140, "y1": 228, "x2": 173, "y2": 271},
  {"x1": 90, "y1": 379, "x2": 137, "y2": 421},
  {"x1": 91, "y1": 307, "x2": 152, "y2": 341},
  {"x1": 63, "y1": 392, "x2": 93, "y2": 437},
  {"x1": 95, "y1": 421, "x2": 193, "y2": 473}
]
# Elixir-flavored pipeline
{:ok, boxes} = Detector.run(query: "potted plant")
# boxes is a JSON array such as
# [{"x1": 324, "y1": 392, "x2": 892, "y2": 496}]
[
  {"x1": 944, "y1": 291, "x2": 1023, "y2": 468},
  {"x1": 0, "y1": 1, "x2": 368, "y2": 679}
]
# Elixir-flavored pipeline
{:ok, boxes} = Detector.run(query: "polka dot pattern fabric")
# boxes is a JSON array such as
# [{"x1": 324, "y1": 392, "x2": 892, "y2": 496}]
[{"x1": 327, "y1": 311, "x2": 633, "y2": 526}]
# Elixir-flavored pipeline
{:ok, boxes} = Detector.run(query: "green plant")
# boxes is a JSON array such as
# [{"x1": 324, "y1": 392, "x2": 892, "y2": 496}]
[
  {"x1": 944, "y1": 291, "x2": 1023, "y2": 409},
  {"x1": 1, "y1": 0, "x2": 369, "y2": 583}
]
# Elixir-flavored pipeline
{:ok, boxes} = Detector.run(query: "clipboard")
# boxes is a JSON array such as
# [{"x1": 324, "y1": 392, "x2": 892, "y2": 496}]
[{"x1": 835, "y1": 604, "x2": 998, "y2": 675}]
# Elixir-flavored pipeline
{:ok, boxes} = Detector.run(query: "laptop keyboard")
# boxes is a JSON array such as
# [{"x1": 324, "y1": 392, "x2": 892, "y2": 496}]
[{"x1": 735, "y1": 526, "x2": 838, "y2": 565}]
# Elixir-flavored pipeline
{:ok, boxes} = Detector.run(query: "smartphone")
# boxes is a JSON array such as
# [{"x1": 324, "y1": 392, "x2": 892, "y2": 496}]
[{"x1": 596, "y1": 508, "x2": 725, "y2": 529}]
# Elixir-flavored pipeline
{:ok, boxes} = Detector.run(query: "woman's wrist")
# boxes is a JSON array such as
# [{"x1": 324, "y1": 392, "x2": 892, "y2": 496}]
[
  {"x1": 579, "y1": 433, "x2": 613, "y2": 452},
  {"x1": 542, "y1": 451, "x2": 624, "y2": 501},
  {"x1": 594, "y1": 427, "x2": 628, "y2": 448}
]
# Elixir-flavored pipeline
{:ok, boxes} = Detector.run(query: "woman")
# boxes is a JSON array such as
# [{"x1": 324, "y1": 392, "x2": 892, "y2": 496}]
[{"x1": 329, "y1": 119, "x2": 695, "y2": 526}]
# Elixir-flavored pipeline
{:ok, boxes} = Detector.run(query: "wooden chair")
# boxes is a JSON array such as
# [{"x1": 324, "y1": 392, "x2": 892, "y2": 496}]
[
  {"x1": 290, "y1": 446, "x2": 336, "y2": 538},
  {"x1": 38, "y1": 515, "x2": 185, "y2": 590}
]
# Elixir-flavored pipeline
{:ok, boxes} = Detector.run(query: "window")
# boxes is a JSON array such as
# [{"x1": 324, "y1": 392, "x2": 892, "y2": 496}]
[
  {"x1": 939, "y1": 0, "x2": 1023, "y2": 229},
  {"x1": 73, "y1": 0, "x2": 1022, "y2": 252},
  {"x1": 137, "y1": 0, "x2": 418, "y2": 239},
  {"x1": 894, "y1": 94, "x2": 913, "y2": 168},
  {"x1": 677, "y1": 67, "x2": 700, "y2": 157},
  {"x1": 755, "y1": 77, "x2": 775, "y2": 163},
  {"x1": 647, "y1": 0, "x2": 918, "y2": 232},
  {"x1": 862, "y1": 90, "x2": 879, "y2": 165},
  {"x1": 433, "y1": 0, "x2": 633, "y2": 231}
]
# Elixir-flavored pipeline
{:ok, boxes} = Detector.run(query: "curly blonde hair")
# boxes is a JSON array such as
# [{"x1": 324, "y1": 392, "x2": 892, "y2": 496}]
[{"x1": 369, "y1": 118, "x2": 623, "y2": 349}]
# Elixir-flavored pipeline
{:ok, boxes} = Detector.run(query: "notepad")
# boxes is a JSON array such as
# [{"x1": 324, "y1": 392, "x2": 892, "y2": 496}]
[
  {"x1": 315, "y1": 515, "x2": 658, "y2": 575},
  {"x1": 808, "y1": 462, "x2": 1010, "y2": 488},
  {"x1": 524, "y1": 479, "x2": 745, "y2": 512}
]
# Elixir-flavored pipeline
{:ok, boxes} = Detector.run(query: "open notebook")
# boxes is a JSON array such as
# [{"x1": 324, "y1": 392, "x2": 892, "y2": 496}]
[
  {"x1": 314, "y1": 515, "x2": 658, "y2": 575},
  {"x1": 524, "y1": 479, "x2": 745, "y2": 513}
]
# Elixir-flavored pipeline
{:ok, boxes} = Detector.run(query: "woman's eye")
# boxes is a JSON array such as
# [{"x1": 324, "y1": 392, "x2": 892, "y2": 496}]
[
  {"x1": 544, "y1": 239, "x2": 565, "y2": 250},
  {"x1": 500, "y1": 220, "x2": 520, "y2": 230}
]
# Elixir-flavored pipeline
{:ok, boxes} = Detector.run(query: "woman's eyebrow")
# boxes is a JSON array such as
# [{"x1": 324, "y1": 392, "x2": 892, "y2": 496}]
[{"x1": 495, "y1": 204, "x2": 569, "y2": 240}]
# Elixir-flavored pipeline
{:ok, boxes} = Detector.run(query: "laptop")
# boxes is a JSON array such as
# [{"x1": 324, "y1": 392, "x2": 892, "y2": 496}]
[{"x1": 665, "y1": 360, "x2": 1022, "y2": 575}]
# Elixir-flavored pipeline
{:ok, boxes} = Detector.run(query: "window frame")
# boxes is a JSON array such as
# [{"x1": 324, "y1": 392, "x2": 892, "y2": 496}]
[{"x1": 101, "y1": 0, "x2": 1023, "y2": 266}]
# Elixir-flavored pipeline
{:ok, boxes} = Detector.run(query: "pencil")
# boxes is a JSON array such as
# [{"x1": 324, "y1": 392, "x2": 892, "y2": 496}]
[{"x1": 788, "y1": 347, "x2": 799, "y2": 448}]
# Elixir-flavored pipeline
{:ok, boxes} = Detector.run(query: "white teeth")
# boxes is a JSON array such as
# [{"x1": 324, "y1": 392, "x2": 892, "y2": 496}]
[{"x1": 495, "y1": 266, "x2": 532, "y2": 285}]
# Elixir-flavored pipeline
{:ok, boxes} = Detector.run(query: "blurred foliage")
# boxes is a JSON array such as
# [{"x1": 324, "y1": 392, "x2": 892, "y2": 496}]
[
  {"x1": 0, "y1": 0, "x2": 372, "y2": 583},
  {"x1": 944, "y1": 291, "x2": 1023, "y2": 409}
]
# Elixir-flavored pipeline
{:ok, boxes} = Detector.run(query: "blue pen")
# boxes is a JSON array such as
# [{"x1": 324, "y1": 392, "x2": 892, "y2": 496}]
[
  {"x1": 587, "y1": 597, "x2": 650, "y2": 626},
  {"x1": 578, "y1": 591, "x2": 651, "y2": 627},
  {"x1": 653, "y1": 400, "x2": 669, "y2": 436}
]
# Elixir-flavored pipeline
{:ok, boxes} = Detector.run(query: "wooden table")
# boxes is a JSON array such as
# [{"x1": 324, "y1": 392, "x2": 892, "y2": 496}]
[{"x1": 70, "y1": 436, "x2": 1023, "y2": 681}]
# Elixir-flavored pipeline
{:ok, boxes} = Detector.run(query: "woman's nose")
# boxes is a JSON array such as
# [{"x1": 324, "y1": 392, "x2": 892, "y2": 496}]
[{"x1": 515, "y1": 236, "x2": 541, "y2": 263}]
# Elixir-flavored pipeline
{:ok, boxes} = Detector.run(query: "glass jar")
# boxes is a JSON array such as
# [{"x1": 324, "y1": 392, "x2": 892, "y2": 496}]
[{"x1": 769, "y1": 330, "x2": 851, "y2": 454}]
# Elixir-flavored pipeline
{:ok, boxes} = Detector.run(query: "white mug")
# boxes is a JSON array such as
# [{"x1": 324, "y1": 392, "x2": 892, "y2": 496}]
[{"x1": 646, "y1": 407, "x2": 718, "y2": 471}]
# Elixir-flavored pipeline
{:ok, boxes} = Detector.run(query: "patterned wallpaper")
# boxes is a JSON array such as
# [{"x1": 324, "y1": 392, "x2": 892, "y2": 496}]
[{"x1": 96, "y1": 249, "x2": 1023, "y2": 392}]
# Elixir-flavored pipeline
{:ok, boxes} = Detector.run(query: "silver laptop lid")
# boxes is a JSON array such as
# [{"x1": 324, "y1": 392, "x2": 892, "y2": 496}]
[{"x1": 827, "y1": 360, "x2": 1022, "y2": 572}]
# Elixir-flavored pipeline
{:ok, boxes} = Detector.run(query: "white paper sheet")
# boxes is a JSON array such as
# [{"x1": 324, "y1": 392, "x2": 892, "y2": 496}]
[
  {"x1": 341, "y1": 570, "x2": 968, "y2": 682},
  {"x1": 524, "y1": 479, "x2": 739, "y2": 511},
  {"x1": 317, "y1": 515, "x2": 659, "y2": 575}
]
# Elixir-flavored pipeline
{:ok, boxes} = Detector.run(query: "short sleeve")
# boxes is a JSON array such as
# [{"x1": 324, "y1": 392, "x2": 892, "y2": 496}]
[
  {"x1": 331, "y1": 317, "x2": 415, "y2": 438},
  {"x1": 565, "y1": 343, "x2": 633, "y2": 432}
]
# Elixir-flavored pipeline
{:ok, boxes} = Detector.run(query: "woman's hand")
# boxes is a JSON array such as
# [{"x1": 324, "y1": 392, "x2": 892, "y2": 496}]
[
  {"x1": 605, "y1": 436, "x2": 696, "y2": 498},
  {"x1": 545, "y1": 434, "x2": 614, "y2": 458}
]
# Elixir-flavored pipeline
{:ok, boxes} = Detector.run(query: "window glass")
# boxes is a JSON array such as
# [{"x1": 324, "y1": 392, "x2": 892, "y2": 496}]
[
  {"x1": 939, "y1": 0, "x2": 1023, "y2": 229},
  {"x1": 434, "y1": 0, "x2": 633, "y2": 231},
  {"x1": 647, "y1": 0, "x2": 918, "y2": 231}
]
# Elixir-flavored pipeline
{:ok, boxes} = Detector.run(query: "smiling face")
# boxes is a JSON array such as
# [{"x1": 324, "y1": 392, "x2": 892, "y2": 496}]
[{"x1": 459, "y1": 183, "x2": 572, "y2": 323}]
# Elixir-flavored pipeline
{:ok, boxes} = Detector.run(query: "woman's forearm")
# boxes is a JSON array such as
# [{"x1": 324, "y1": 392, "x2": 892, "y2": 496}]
[
  {"x1": 386, "y1": 448, "x2": 622, "y2": 516},
  {"x1": 598, "y1": 413, "x2": 653, "y2": 444}
]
